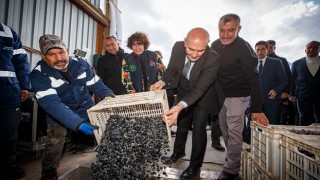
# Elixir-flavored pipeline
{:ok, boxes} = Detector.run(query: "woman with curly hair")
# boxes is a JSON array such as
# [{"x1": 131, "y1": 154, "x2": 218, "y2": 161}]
[{"x1": 122, "y1": 32, "x2": 165, "y2": 93}]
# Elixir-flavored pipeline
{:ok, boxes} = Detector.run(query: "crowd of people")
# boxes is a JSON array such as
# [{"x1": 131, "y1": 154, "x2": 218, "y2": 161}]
[{"x1": 1, "y1": 12, "x2": 319, "y2": 180}]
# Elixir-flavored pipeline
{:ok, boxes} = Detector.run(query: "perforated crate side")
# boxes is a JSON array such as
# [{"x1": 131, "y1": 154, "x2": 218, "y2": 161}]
[
  {"x1": 240, "y1": 143, "x2": 252, "y2": 180},
  {"x1": 251, "y1": 160, "x2": 279, "y2": 180},
  {"x1": 87, "y1": 90, "x2": 171, "y2": 146},
  {"x1": 280, "y1": 133, "x2": 320, "y2": 180},
  {"x1": 251, "y1": 122, "x2": 320, "y2": 178},
  {"x1": 251, "y1": 122, "x2": 282, "y2": 178}
]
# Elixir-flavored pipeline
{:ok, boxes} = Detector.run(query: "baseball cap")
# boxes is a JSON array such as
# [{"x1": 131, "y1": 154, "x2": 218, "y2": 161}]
[{"x1": 39, "y1": 34, "x2": 67, "y2": 54}]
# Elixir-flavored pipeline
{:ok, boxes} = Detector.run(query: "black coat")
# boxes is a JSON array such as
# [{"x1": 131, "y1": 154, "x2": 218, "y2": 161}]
[{"x1": 96, "y1": 48, "x2": 127, "y2": 95}]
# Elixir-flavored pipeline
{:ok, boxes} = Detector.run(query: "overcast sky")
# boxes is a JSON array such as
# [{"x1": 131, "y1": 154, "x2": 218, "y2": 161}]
[{"x1": 118, "y1": 0, "x2": 320, "y2": 66}]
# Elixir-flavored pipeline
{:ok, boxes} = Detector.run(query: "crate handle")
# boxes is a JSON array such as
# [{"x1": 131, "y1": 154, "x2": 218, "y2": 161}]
[
  {"x1": 256, "y1": 127, "x2": 264, "y2": 133},
  {"x1": 294, "y1": 146, "x2": 318, "y2": 160}
]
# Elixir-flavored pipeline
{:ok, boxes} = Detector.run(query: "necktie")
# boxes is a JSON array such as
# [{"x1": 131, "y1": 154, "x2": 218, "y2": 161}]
[
  {"x1": 258, "y1": 60, "x2": 263, "y2": 74},
  {"x1": 182, "y1": 60, "x2": 191, "y2": 78}
]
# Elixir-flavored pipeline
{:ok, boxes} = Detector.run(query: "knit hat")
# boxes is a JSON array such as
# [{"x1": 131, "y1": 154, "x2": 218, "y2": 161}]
[{"x1": 39, "y1": 34, "x2": 66, "y2": 54}]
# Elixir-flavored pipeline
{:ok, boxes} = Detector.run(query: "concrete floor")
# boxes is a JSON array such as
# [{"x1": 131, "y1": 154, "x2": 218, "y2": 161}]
[{"x1": 16, "y1": 126, "x2": 229, "y2": 180}]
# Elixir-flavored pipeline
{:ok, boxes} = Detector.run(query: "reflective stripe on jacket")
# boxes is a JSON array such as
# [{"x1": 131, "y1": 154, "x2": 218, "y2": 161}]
[
  {"x1": 0, "y1": 23, "x2": 30, "y2": 108},
  {"x1": 30, "y1": 57, "x2": 114, "y2": 130}
]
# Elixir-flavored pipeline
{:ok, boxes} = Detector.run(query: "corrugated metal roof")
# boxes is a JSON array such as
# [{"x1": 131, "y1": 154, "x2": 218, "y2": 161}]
[{"x1": 0, "y1": 0, "x2": 103, "y2": 69}]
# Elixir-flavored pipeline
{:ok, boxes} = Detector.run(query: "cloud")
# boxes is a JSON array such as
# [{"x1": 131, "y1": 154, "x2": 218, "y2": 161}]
[{"x1": 119, "y1": 0, "x2": 320, "y2": 65}]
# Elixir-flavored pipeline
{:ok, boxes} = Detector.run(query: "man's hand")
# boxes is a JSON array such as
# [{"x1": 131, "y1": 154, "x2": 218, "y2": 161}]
[
  {"x1": 280, "y1": 92, "x2": 289, "y2": 99},
  {"x1": 268, "y1": 89, "x2": 277, "y2": 100},
  {"x1": 79, "y1": 122, "x2": 97, "y2": 135},
  {"x1": 251, "y1": 112, "x2": 269, "y2": 126},
  {"x1": 289, "y1": 95, "x2": 296, "y2": 103},
  {"x1": 162, "y1": 103, "x2": 184, "y2": 126},
  {"x1": 150, "y1": 80, "x2": 165, "y2": 91},
  {"x1": 21, "y1": 90, "x2": 29, "y2": 102}
]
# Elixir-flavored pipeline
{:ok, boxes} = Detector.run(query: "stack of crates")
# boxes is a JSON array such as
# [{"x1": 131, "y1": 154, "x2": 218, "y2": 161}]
[
  {"x1": 87, "y1": 90, "x2": 171, "y2": 145},
  {"x1": 250, "y1": 122, "x2": 320, "y2": 179},
  {"x1": 280, "y1": 132, "x2": 320, "y2": 179},
  {"x1": 240, "y1": 143, "x2": 252, "y2": 180}
]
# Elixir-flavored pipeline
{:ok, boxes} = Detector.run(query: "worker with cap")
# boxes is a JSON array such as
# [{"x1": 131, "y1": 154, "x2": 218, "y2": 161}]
[{"x1": 30, "y1": 34, "x2": 115, "y2": 180}]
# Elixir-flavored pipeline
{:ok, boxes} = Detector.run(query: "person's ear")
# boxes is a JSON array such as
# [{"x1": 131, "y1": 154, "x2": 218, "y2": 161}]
[
  {"x1": 184, "y1": 38, "x2": 187, "y2": 47},
  {"x1": 238, "y1": 26, "x2": 242, "y2": 33},
  {"x1": 40, "y1": 52, "x2": 46, "y2": 60}
]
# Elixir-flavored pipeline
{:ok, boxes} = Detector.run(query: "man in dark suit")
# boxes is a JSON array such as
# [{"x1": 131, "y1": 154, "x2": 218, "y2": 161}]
[
  {"x1": 267, "y1": 40, "x2": 295, "y2": 125},
  {"x1": 150, "y1": 27, "x2": 223, "y2": 180},
  {"x1": 249, "y1": 41, "x2": 288, "y2": 124},
  {"x1": 289, "y1": 41, "x2": 320, "y2": 126}
]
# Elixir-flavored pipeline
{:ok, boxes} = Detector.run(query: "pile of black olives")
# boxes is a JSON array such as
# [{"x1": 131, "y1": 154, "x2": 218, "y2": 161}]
[
  {"x1": 91, "y1": 115, "x2": 169, "y2": 179},
  {"x1": 289, "y1": 129, "x2": 320, "y2": 135}
]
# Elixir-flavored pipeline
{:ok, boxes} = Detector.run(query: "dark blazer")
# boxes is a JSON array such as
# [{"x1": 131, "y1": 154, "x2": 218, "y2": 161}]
[
  {"x1": 268, "y1": 52, "x2": 291, "y2": 94},
  {"x1": 161, "y1": 41, "x2": 224, "y2": 114},
  {"x1": 260, "y1": 57, "x2": 288, "y2": 104},
  {"x1": 291, "y1": 57, "x2": 320, "y2": 100}
]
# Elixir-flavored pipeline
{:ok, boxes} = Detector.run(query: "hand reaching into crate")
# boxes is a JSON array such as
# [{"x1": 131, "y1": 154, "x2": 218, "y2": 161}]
[
  {"x1": 251, "y1": 112, "x2": 269, "y2": 126},
  {"x1": 150, "y1": 80, "x2": 165, "y2": 91},
  {"x1": 162, "y1": 103, "x2": 184, "y2": 126},
  {"x1": 79, "y1": 122, "x2": 98, "y2": 135}
]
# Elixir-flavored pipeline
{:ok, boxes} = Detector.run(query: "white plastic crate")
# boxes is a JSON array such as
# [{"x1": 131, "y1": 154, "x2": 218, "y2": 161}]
[
  {"x1": 280, "y1": 133, "x2": 320, "y2": 180},
  {"x1": 240, "y1": 143, "x2": 252, "y2": 180},
  {"x1": 87, "y1": 90, "x2": 171, "y2": 145},
  {"x1": 251, "y1": 160, "x2": 277, "y2": 180},
  {"x1": 251, "y1": 122, "x2": 320, "y2": 179}
]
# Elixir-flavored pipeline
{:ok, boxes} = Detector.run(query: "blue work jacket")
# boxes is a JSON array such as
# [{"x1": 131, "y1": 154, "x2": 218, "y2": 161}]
[
  {"x1": 30, "y1": 57, "x2": 114, "y2": 130},
  {"x1": 0, "y1": 23, "x2": 31, "y2": 109}
]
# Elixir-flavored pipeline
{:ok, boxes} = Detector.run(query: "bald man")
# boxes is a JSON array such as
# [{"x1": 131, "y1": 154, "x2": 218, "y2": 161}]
[{"x1": 150, "y1": 27, "x2": 223, "y2": 179}]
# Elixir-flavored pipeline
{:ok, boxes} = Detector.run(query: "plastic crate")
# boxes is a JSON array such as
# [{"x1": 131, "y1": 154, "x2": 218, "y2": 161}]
[
  {"x1": 251, "y1": 160, "x2": 278, "y2": 180},
  {"x1": 240, "y1": 143, "x2": 252, "y2": 180},
  {"x1": 280, "y1": 133, "x2": 320, "y2": 180},
  {"x1": 251, "y1": 122, "x2": 320, "y2": 179},
  {"x1": 87, "y1": 90, "x2": 171, "y2": 145}
]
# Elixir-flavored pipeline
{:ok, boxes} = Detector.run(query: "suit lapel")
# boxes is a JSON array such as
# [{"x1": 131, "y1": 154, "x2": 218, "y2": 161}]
[
  {"x1": 189, "y1": 52, "x2": 206, "y2": 82},
  {"x1": 260, "y1": 57, "x2": 270, "y2": 76}
]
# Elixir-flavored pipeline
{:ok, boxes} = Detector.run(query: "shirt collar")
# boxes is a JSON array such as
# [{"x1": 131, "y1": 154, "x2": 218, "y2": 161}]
[{"x1": 258, "y1": 56, "x2": 267, "y2": 65}]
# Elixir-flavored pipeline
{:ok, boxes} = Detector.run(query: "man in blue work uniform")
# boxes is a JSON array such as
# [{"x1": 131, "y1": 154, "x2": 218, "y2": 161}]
[
  {"x1": 30, "y1": 34, "x2": 115, "y2": 180},
  {"x1": 0, "y1": 22, "x2": 30, "y2": 179}
]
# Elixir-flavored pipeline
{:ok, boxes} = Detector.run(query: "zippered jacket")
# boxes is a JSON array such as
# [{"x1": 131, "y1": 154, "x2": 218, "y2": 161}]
[
  {"x1": 30, "y1": 57, "x2": 114, "y2": 130},
  {"x1": 0, "y1": 23, "x2": 31, "y2": 109},
  {"x1": 122, "y1": 50, "x2": 161, "y2": 93}
]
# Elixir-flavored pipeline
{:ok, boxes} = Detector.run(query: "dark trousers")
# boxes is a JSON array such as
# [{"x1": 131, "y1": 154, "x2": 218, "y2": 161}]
[
  {"x1": 0, "y1": 108, "x2": 21, "y2": 167},
  {"x1": 173, "y1": 106, "x2": 209, "y2": 168},
  {"x1": 297, "y1": 98, "x2": 320, "y2": 126},
  {"x1": 210, "y1": 114, "x2": 222, "y2": 145},
  {"x1": 279, "y1": 99, "x2": 296, "y2": 125}
]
